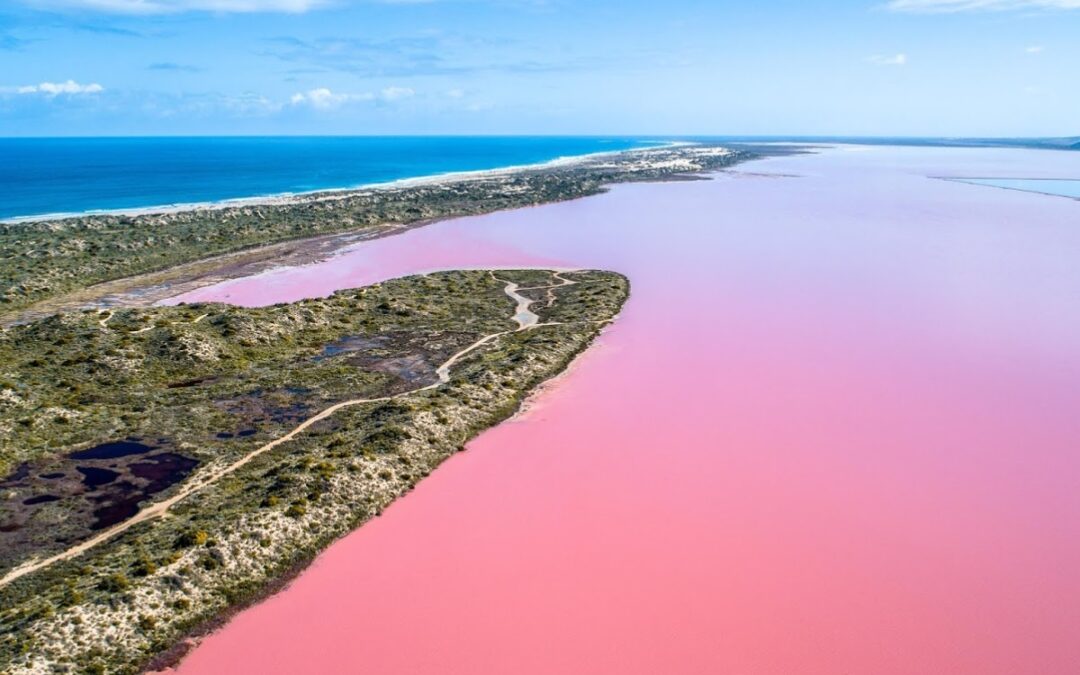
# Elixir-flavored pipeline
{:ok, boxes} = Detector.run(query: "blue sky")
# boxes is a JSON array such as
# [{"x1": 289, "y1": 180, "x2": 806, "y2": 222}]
[{"x1": 0, "y1": 0, "x2": 1078, "y2": 136}]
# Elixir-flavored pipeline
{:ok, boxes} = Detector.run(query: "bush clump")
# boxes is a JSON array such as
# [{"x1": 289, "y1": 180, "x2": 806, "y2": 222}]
[
  {"x1": 98, "y1": 573, "x2": 130, "y2": 593},
  {"x1": 175, "y1": 530, "x2": 209, "y2": 548}
]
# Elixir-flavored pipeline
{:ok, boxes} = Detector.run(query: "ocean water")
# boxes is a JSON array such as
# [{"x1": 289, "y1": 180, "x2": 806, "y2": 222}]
[{"x1": 0, "y1": 136, "x2": 649, "y2": 220}]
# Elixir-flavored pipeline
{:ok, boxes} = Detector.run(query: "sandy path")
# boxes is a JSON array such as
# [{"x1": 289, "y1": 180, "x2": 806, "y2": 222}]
[{"x1": 516, "y1": 271, "x2": 578, "y2": 309}]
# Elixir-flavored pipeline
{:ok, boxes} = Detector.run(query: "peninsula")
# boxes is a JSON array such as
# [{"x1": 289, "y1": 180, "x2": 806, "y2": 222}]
[{"x1": 0, "y1": 268, "x2": 628, "y2": 673}]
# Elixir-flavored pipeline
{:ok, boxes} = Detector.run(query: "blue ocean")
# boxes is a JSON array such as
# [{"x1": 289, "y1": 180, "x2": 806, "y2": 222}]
[{"x1": 0, "y1": 136, "x2": 651, "y2": 220}]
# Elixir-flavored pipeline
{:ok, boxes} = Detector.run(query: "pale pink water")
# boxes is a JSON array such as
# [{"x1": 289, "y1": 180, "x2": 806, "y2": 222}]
[{"x1": 170, "y1": 146, "x2": 1080, "y2": 674}]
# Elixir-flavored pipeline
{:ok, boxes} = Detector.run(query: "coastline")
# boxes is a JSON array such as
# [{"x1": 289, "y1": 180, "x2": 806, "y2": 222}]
[
  {"x1": 6, "y1": 144, "x2": 1080, "y2": 674},
  {"x1": 0, "y1": 141, "x2": 678, "y2": 225},
  {"x1": 0, "y1": 142, "x2": 743, "y2": 669},
  {"x1": 4, "y1": 139, "x2": 1074, "y2": 225},
  {"x1": 0, "y1": 141, "x2": 749, "y2": 323}
]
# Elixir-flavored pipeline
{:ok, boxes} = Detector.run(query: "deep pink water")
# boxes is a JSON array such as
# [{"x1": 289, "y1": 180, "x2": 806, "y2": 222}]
[{"x1": 169, "y1": 146, "x2": 1080, "y2": 674}]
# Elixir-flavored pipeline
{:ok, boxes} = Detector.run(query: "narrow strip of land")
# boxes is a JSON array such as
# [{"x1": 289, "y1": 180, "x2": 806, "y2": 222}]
[{"x1": 0, "y1": 143, "x2": 745, "y2": 323}]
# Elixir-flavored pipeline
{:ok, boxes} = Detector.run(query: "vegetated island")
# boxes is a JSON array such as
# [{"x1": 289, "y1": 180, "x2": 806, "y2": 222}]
[
  {"x1": 0, "y1": 268, "x2": 628, "y2": 674},
  {"x1": 0, "y1": 143, "x2": 746, "y2": 323}
]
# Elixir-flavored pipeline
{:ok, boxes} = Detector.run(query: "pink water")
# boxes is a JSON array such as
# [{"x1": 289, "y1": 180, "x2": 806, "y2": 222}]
[{"x1": 170, "y1": 146, "x2": 1080, "y2": 674}]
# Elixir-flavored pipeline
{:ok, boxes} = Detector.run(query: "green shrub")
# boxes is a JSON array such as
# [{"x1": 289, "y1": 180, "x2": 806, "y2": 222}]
[
  {"x1": 98, "y1": 573, "x2": 130, "y2": 593},
  {"x1": 132, "y1": 555, "x2": 157, "y2": 577},
  {"x1": 175, "y1": 529, "x2": 209, "y2": 548}
]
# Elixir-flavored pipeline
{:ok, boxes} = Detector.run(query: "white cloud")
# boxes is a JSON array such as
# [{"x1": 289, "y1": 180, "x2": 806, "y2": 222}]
[
  {"x1": 379, "y1": 86, "x2": 414, "y2": 101},
  {"x1": 1026, "y1": 45, "x2": 1045, "y2": 53},
  {"x1": 886, "y1": 0, "x2": 1080, "y2": 12},
  {"x1": 868, "y1": 53, "x2": 908, "y2": 66},
  {"x1": 290, "y1": 86, "x2": 414, "y2": 109},
  {"x1": 15, "y1": 80, "x2": 104, "y2": 96},
  {"x1": 290, "y1": 87, "x2": 366, "y2": 109},
  {"x1": 21, "y1": 0, "x2": 328, "y2": 14},
  {"x1": 220, "y1": 93, "x2": 282, "y2": 115}
]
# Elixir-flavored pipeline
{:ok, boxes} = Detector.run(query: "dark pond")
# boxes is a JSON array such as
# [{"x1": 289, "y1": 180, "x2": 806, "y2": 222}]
[
  {"x1": 77, "y1": 466, "x2": 121, "y2": 488},
  {"x1": 316, "y1": 335, "x2": 384, "y2": 360},
  {"x1": 167, "y1": 376, "x2": 217, "y2": 389},
  {"x1": 23, "y1": 494, "x2": 60, "y2": 505},
  {"x1": 1, "y1": 437, "x2": 201, "y2": 561},
  {"x1": 7, "y1": 463, "x2": 30, "y2": 481},
  {"x1": 130, "y1": 452, "x2": 199, "y2": 485},
  {"x1": 90, "y1": 452, "x2": 199, "y2": 529},
  {"x1": 69, "y1": 440, "x2": 154, "y2": 460}
]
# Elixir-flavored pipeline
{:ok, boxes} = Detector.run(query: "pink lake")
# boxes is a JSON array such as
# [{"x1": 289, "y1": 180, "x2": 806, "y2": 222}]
[{"x1": 168, "y1": 146, "x2": 1080, "y2": 674}]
